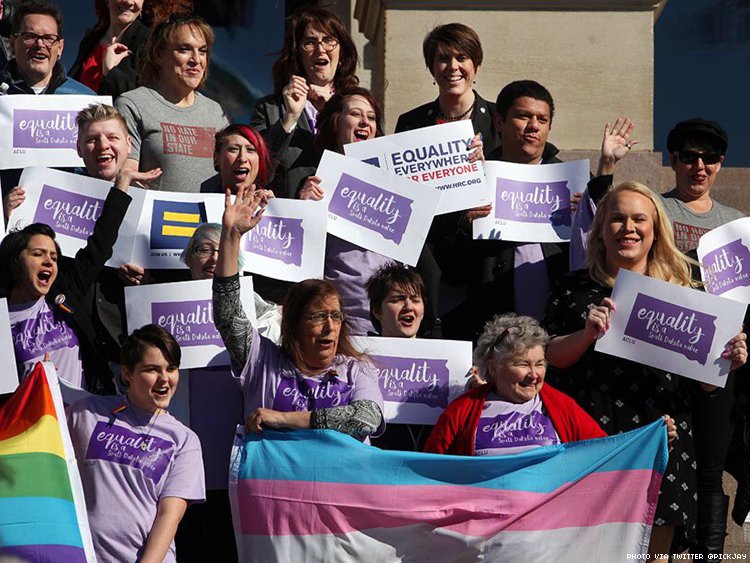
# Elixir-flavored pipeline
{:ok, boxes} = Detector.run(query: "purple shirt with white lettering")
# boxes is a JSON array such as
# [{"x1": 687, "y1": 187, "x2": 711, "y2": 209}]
[
  {"x1": 237, "y1": 327, "x2": 385, "y2": 435},
  {"x1": 66, "y1": 395, "x2": 205, "y2": 563},
  {"x1": 10, "y1": 297, "x2": 82, "y2": 388},
  {"x1": 474, "y1": 393, "x2": 560, "y2": 456}
]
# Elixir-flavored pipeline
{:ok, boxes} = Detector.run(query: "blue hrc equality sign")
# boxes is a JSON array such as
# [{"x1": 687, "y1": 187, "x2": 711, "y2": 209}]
[{"x1": 150, "y1": 200, "x2": 207, "y2": 250}]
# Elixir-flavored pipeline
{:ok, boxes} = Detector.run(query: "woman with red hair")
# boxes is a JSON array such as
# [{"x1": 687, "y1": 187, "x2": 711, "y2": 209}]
[{"x1": 200, "y1": 124, "x2": 271, "y2": 194}]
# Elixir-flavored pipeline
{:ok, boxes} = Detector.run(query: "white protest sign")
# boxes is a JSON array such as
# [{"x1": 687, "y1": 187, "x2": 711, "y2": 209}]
[
  {"x1": 125, "y1": 277, "x2": 257, "y2": 370},
  {"x1": 240, "y1": 198, "x2": 326, "y2": 282},
  {"x1": 343, "y1": 121, "x2": 487, "y2": 215},
  {"x1": 7, "y1": 167, "x2": 147, "y2": 263},
  {"x1": 123, "y1": 191, "x2": 225, "y2": 269},
  {"x1": 353, "y1": 336, "x2": 472, "y2": 424},
  {"x1": 315, "y1": 150, "x2": 440, "y2": 266},
  {"x1": 0, "y1": 94, "x2": 112, "y2": 169},
  {"x1": 473, "y1": 159, "x2": 589, "y2": 243},
  {"x1": 595, "y1": 269, "x2": 745, "y2": 387},
  {"x1": 697, "y1": 217, "x2": 750, "y2": 303},
  {"x1": 0, "y1": 298, "x2": 18, "y2": 394}
]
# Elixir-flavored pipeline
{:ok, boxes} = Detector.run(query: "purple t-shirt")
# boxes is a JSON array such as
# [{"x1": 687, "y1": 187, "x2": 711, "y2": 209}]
[
  {"x1": 474, "y1": 393, "x2": 560, "y2": 456},
  {"x1": 67, "y1": 395, "x2": 205, "y2": 563},
  {"x1": 237, "y1": 328, "x2": 385, "y2": 435},
  {"x1": 10, "y1": 297, "x2": 82, "y2": 388},
  {"x1": 324, "y1": 235, "x2": 391, "y2": 335},
  {"x1": 188, "y1": 366, "x2": 243, "y2": 490}
]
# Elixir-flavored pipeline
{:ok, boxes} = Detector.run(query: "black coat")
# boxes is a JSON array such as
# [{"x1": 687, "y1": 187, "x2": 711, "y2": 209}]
[{"x1": 69, "y1": 19, "x2": 150, "y2": 99}]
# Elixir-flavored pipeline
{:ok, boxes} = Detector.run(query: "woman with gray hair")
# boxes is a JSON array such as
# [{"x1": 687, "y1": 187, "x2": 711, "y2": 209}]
[{"x1": 424, "y1": 313, "x2": 614, "y2": 456}]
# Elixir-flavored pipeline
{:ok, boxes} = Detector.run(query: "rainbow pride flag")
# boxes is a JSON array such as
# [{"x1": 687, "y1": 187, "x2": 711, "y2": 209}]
[
  {"x1": 0, "y1": 362, "x2": 95, "y2": 562},
  {"x1": 229, "y1": 421, "x2": 667, "y2": 562}
]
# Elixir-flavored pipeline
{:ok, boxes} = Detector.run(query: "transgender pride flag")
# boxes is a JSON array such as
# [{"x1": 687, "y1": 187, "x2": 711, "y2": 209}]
[
  {"x1": 0, "y1": 362, "x2": 95, "y2": 562},
  {"x1": 229, "y1": 422, "x2": 667, "y2": 562}
]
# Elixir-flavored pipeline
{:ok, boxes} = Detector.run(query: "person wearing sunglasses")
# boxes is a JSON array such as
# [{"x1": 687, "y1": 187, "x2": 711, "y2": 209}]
[
  {"x1": 661, "y1": 118, "x2": 742, "y2": 254},
  {"x1": 212, "y1": 184, "x2": 385, "y2": 442}
]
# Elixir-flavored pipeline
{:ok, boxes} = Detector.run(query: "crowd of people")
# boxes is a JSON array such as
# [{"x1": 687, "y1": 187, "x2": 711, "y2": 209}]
[{"x1": 0, "y1": 1, "x2": 749, "y2": 562}]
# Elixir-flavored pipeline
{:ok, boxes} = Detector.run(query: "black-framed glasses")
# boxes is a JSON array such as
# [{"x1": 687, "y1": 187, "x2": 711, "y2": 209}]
[
  {"x1": 676, "y1": 150, "x2": 722, "y2": 165},
  {"x1": 300, "y1": 37, "x2": 339, "y2": 52},
  {"x1": 305, "y1": 311, "x2": 345, "y2": 325},
  {"x1": 193, "y1": 245, "x2": 219, "y2": 257},
  {"x1": 14, "y1": 32, "x2": 61, "y2": 48}
]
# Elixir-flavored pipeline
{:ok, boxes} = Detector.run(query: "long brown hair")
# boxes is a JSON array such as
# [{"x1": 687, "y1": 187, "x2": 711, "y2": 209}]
[
  {"x1": 313, "y1": 87, "x2": 384, "y2": 153},
  {"x1": 281, "y1": 279, "x2": 363, "y2": 372}
]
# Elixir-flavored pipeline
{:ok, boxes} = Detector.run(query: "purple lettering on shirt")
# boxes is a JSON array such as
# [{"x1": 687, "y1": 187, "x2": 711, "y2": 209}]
[
  {"x1": 624, "y1": 293, "x2": 716, "y2": 365},
  {"x1": 152, "y1": 300, "x2": 221, "y2": 348},
  {"x1": 13, "y1": 109, "x2": 78, "y2": 149},
  {"x1": 32, "y1": 185, "x2": 104, "y2": 240},
  {"x1": 11, "y1": 310, "x2": 79, "y2": 362},
  {"x1": 244, "y1": 216, "x2": 304, "y2": 266},
  {"x1": 329, "y1": 172, "x2": 413, "y2": 245},
  {"x1": 272, "y1": 375, "x2": 353, "y2": 412},
  {"x1": 85, "y1": 421, "x2": 174, "y2": 483},
  {"x1": 495, "y1": 178, "x2": 571, "y2": 226},
  {"x1": 371, "y1": 355, "x2": 449, "y2": 408},
  {"x1": 703, "y1": 238, "x2": 750, "y2": 296},
  {"x1": 475, "y1": 410, "x2": 558, "y2": 452}
]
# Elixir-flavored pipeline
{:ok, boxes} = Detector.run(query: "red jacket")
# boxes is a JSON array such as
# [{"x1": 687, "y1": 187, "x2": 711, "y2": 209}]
[{"x1": 423, "y1": 383, "x2": 606, "y2": 456}]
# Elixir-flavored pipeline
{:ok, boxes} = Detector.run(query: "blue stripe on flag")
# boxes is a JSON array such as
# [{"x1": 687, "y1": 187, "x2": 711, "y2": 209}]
[{"x1": 0, "y1": 497, "x2": 84, "y2": 548}]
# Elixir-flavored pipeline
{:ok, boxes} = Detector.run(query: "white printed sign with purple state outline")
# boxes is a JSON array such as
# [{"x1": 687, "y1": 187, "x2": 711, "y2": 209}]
[
  {"x1": 240, "y1": 198, "x2": 326, "y2": 282},
  {"x1": 125, "y1": 278, "x2": 257, "y2": 370},
  {"x1": 6, "y1": 167, "x2": 147, "y2": 262},
  {"x1": 472, "y1": 159, "x2": 590, "y2": 243},
  {"x1": 0, "y1": 298, "x2": 17, "y2": 394},
  {"x1": 352, "y1": 336, "x2": 472, "y2": 424},
  {"x1": 343, "y1": 120, "x2": 489, "y2": 215},
  {"x1": 595, "y1": 269, "x2": 746, "y2": 387},
  {"x1": 697, "y1": 217, "x2": 750, "y2": 303},
  {"x1": 315, "y1": 150, "x2": 440, "y2": 266},
  {"x1": 0, "y1": 94, "x2": 112, "y2": 169}
]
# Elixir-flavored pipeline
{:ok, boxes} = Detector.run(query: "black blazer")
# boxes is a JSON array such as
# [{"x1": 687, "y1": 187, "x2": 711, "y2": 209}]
[
  {"x1": 394, "y1": 90, "x2": 500, "y2": 154},
  {"x1": 69, "y1": 19, "x2": 150, "y2": 99}
]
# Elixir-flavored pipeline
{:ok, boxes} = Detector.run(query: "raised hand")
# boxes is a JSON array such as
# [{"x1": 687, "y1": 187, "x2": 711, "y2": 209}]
[
  {"x1": 597, "y1": 118, "x2": 638, "y2": 176},
  {"x1": 222, "y1": 184, "x2": 269, "y2": 238},
  {"x1": 102, "y1": 38, "x2": 131, "y2": 76},
  {"x1": 3, "y1": 186, "x2": 26, "y2": 222},
  {"x1": 281, "y1": 75, "x2": 309, "y2": 132},
  {"x1": 115, "y1": 167, "x2": 162, "y2": 191}
]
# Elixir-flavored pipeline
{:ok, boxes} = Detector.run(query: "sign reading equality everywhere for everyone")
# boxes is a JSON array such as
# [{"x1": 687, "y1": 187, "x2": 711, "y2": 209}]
[
  {"x1": 125, "y1": 278, "x2": 257, "y2": 370},
  {"x1": 0, "y1": 94, "x2": 112, "y2": 169},
  {"x1": 315, "y1": 150, "x2": 440, "y2": 266},
  {"x1": 240, "y1": 198, "x2": 327, "y2": 282},
  {"x1": 353, "y1": 336, "x2": 472, "y2": 424},
  {"x1": 595, "y1": 269, "x2": 745, "y2": 387},
  {"x1": 697, "y1": 217, "x2": 750, "y2": 303},
  {"x1": 472, "y1": 159, "x2": 589, "y2": 243},
  {"x1": 343, "y1": 121, "x2": 488, "y2": 215}
]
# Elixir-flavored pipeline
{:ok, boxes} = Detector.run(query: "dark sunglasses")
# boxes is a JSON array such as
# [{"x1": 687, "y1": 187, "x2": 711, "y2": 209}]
[{"x1": 676, "y1": 150, "x2": 722, "y2": 165}]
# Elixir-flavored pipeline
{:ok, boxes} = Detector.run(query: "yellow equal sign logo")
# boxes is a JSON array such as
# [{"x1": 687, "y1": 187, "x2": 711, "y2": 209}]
[
  {"x1": 161, "y1": 211, "x2": 201, "y2": 237},
  {"x1": 150, "y1": 200, "x2": 207, "y2": 249}
]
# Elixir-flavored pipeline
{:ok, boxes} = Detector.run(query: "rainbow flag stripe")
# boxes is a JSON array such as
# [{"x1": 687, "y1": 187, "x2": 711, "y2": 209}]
[
  {"x1": 0, "y1": 363, "x2": 94, "y2": 562},
  {"x1": 229, "y1": 421, "x2": 667, "y2": 563}
]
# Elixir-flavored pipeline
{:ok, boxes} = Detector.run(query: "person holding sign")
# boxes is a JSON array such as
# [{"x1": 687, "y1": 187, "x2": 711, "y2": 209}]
[
  {"x1": 542, "y1": 182, "x2": 747, "y2": 561},
  {"x1": 67, "y1": 324, "x2": 205, "y2": 563},
  {"x1": 212, "y1": 183, "x2": 385, "y2": 441},
  {"x1": 251, "y1": 7, "x2": 359, "y2": 198},
  {"x1": 116, "y1": 14, "x2": 229, "y2": 192}
]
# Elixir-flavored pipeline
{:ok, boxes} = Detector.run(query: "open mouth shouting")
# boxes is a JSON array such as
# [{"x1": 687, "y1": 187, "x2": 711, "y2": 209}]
[
  {"x1": 37, "y1": 269, "x2": 54, "y2": 289},
  {"x1": 352, "y1": 128, "x2": 371, "y2": 142}
]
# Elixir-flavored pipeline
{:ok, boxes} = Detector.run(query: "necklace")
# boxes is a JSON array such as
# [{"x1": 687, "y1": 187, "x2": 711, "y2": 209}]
[
  {"x1": 117, "y1": 399, "x2": 161, "y2": 438},
  {"x1": 438, "y1": 98, "x2": 476, "y2": 122}
]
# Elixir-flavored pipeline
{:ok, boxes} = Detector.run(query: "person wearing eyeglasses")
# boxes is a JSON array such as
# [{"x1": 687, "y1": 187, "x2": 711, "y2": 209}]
[
  {"x1": 660, "y1": 118, "x2": 742, "y2": 254},
  {"x1": 212, "y1": 184, "x2": 385, "y2": 442},
  {"x1": 0, "y1": 0, "x2": 92, "y2": 95},
  {"x1": 250, "y1": 7, "x2": 359, "y2": 198}
]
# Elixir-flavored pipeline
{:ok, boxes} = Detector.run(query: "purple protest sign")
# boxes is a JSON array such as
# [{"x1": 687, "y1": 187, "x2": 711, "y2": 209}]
[
  {"x1": 151, "y1": 300, "x2": 221, "y2": 348},
  {"x1": 244, "y1": 216, "x2": 304, "y2": 266},
  {"x1": 13, "y1": 109, "x2": 78, "y2": 149},
  {"x1": 32, "y1": 184, "x2": 104, "y2": 240},
  {"x1": 703, "y1": 238, "x2": 750, "y2": 295},
  {"x1": 329, "y1": 172, "x2": 413, "y2": 245},
  {"x1": 494, "y1": 178, "x2": 571, "y2": 226},
  {"x1": 272, "y1": 375, "x2": 354, "y2": 411},
  {"x1": 11, "y1": 310, "x2": 79, "y2": 362},
  {"x1": 475, "y1": 411, "x2": 559, "y2": 453},
  {"x1": 85, "y1": 421, "x2": 174, "y2": 483},
  {"x1": 624, "y1": 293, "x2": 717, "y2": 365},
  {"x1": 372, "y1": 355, "x2": 449, "y2": 409}
]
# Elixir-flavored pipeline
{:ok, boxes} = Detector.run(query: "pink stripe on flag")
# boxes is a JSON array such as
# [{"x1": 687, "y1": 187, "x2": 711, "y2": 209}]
[{"x1": 237, "y1": 469, "x2": 661, "y2": 536}]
